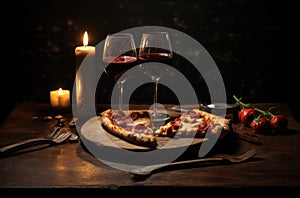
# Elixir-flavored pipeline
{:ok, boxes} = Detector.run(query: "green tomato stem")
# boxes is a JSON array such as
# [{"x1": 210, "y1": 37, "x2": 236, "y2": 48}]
[{"x1": 233, "y1": 95, "x2": 275, "y2": 118}]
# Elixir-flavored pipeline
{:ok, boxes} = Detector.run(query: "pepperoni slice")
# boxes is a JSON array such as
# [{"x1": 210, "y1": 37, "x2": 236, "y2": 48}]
[
  {"x1": 112, "y1": 110, "x2": 126, "y2": 119},
  {"x1": 130, "y1": 112, "x2": 140, "y2": 121},
  {"x1": 134, "y1": 124, "x2": 152, "y2": 134},
  {"x1": 170, "y1": 118, "x2": 182, "y2": 130},
  {"x1": 197, "y1": 121, "x2": 209, "y2": 132},
  {"x1": 134, "y1": 124, "x2": 147, "y2": 133},
  {"x1": 113, "y1": 117, "x2": 133, "y2": 127}
]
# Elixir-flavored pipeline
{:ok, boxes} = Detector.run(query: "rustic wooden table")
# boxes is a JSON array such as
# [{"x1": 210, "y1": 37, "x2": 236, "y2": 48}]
[{"x1": 0, "y1": 102, "x2": 299, "y2": 195}]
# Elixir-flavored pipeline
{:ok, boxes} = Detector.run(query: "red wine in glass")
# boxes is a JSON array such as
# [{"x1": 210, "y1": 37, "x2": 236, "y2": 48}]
[{"x1": 103, "y1": 55, "x2": 137, "y2": 83}]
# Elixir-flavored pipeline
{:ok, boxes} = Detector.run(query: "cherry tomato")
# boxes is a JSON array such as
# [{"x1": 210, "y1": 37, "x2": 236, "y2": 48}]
[
  {"x1": 250, "y1": 117, "x2": 270, "y2": 133},
  {"x1": 238, "y1": 108, "x2": 256, "y2": 126},
  {"x1": 270, "y1": 115, "x2": 288, "y2": 131}
]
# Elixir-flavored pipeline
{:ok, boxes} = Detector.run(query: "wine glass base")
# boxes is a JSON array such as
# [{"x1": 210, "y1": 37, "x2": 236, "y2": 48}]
[
  {"x1": 150, "y1": 113, "x2": 170, "y2": 131},
  {"x1": 150, "y1": 113, "x2": 170, "y2": 122}
]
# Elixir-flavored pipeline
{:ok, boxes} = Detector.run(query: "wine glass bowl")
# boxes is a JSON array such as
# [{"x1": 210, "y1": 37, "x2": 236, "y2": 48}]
[
  {"x1": 102, "y1": 33, "x2": 138, "y2": 110},
  {"x1": 103, "y1": 55, "x2": 137, "y2": 83},
  {"x1": 142, "y1": 62, "x2": 169, "y2": 81},
  {"x1": 138, "y1": 32, "x2": 173, "y2": 59},
  {"x1": 138, "y1": 32, "x2": 173, "y2": 122}
]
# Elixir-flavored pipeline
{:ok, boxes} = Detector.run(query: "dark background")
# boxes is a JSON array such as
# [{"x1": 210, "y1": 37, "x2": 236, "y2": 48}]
[{"x1": 1, "y1": 0, "x2": 299, "y2": 123}]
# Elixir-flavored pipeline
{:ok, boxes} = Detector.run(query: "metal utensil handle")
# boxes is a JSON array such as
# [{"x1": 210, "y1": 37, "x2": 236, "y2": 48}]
[{"x1": 0, "y1": 137, "x2": 51, "y2": 154}]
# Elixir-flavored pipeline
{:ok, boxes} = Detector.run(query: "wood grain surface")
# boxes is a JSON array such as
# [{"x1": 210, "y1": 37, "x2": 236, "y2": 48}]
[{"x1": 0, "y1": 102, "x2": 299, "y2": 195}]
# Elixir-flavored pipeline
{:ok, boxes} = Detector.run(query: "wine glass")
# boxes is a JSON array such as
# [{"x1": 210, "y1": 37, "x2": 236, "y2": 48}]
[
  {"x1": 103, "y1": 33, "x2": 138, "y2": 110},
  {"x1": 138, "y1": 32, "x2": 173, "y2": 122}
]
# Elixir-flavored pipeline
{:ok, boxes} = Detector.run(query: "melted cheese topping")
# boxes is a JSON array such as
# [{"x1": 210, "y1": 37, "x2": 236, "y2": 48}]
[
  {"x1": 126, "y1": 117, "x2": 151, "y2": 127},
  {"x1": 177, "y1": 122, "x2": 199, "y2": 134}
]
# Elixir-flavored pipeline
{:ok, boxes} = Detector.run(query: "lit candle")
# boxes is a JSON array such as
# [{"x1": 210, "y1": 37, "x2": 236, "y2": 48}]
[
  {"x1": 74, "y1": 31, "x2": 96, "y2": 120},
  {"x1": 75, "y1": 31, "x2": 95, "y2": 72},
  {"x1": 50, "y1": 88, "x2": 70, "y2": 110}
]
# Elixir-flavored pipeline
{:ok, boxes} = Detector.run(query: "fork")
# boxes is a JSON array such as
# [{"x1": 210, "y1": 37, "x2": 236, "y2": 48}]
[
  {"x1": 130, "y1": 148, "x2": 256, "y2": 176},
  {"x1": 0, "y1": 128, "x2": 72, "y2": 156}
]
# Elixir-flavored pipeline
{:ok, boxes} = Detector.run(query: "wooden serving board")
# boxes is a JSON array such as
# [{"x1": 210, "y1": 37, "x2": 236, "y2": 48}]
[{"x1": 80, "y1": 116, "x2": 207, "y2": 151}]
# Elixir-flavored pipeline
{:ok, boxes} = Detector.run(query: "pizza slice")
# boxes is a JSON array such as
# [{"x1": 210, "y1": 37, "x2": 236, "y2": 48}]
[
  {"x1": 100, "y1": 109, "x2": 157, "y2": 148},
  {"x1": 155, "y1": 109, "x2": 232, "y2": 138}
]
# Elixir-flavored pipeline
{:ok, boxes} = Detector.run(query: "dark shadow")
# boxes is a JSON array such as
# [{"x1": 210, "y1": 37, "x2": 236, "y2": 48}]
[
  {"x1": 0, "y1": 139, "x2": 76, "y2": 158},
  {"x1": 0, "y1": 144, "x2": 51, "y2": 158},
  {"x1": 277, "y1": 128, "x2": 298, "y2": 136},
  {"x1": 131, "y1": 156, "x2": 263, "y2": 182}
]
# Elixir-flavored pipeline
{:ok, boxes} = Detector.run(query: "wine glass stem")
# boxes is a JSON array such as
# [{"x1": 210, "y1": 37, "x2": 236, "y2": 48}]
[
  {"x1": 118, "y1": 82, "x2": 124, "y2": 110},
  {"x1": 153, "y1": 79, "x2": 159, "y2": 116}
]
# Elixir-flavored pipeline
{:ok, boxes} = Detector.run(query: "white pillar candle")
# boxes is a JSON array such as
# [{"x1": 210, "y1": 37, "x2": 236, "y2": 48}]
[
  {"x1": 75, "y1": 31, "x2": 95, "y2": 72},
  {"x1": 74, "y1": 31, "x2": 96, "y2": 120}
]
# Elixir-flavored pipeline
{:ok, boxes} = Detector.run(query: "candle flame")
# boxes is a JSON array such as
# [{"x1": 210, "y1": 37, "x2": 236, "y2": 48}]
[
  {"x1": 83, "y1": 31, "x2": 89, "y2": 47},
  {"x1": 58, "y1": 88, "x2": 63, "y2": 95}
]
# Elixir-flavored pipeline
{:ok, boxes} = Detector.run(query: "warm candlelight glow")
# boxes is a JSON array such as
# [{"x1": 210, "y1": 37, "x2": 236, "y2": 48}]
[
  {"x1": 58, "y1": 88, "x2": 63, "y2": 95},
  {"x1": 83, "y1": 31, "x2": 89, "y2": 47},
  {"x1": 50, "y1": 88, "x2": 70, "y2": 111}
]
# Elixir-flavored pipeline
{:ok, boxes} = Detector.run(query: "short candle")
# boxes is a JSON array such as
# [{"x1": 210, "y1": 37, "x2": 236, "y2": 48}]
[{"x1": 50, "y1": 88, "x2": 70, "y2": 109}]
